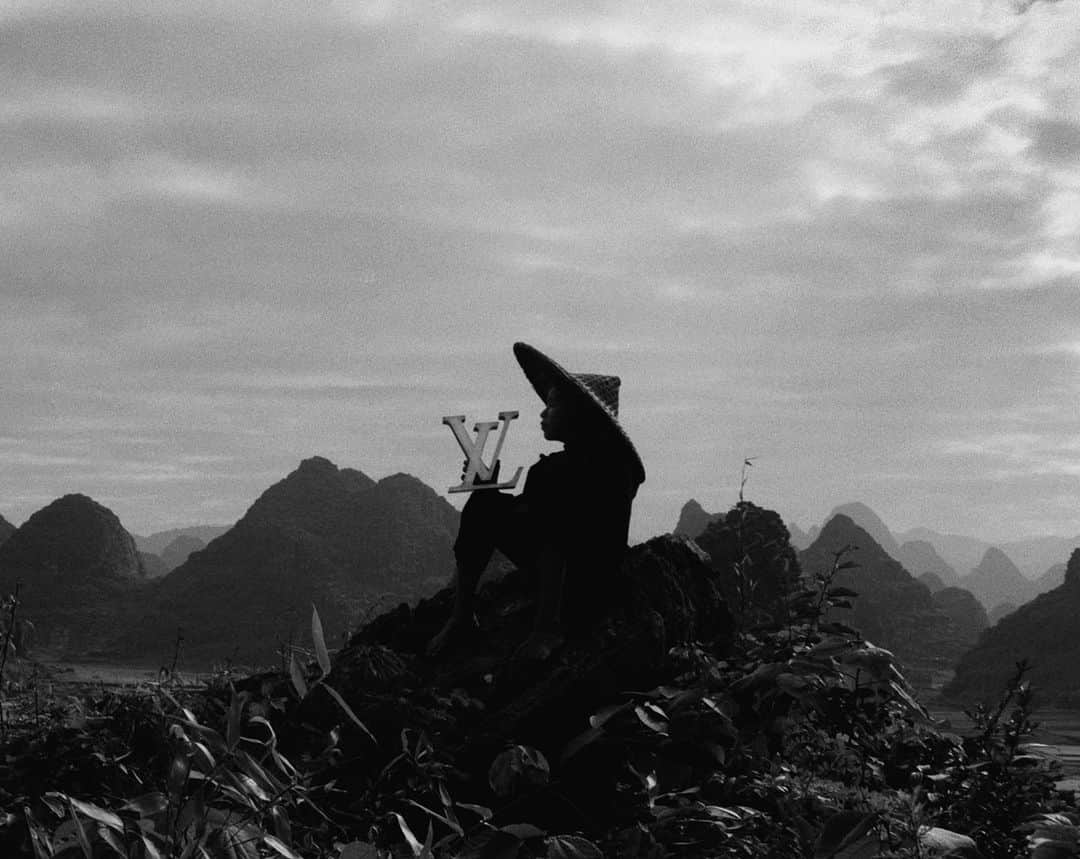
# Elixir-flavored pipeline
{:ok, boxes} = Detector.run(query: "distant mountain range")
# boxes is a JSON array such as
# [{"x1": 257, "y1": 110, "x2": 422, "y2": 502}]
[
  {"x1": 0, "y1": 457, "x2": 460, "y2": 665},
  {"x1": 946, "y1": 550, "x2": 1080, "y2": 705},
  {"x1": 133, "y1": 525, "x2": 231, "y2": 557},
  {"x1": 673, "y1": 499, "x2": 1080, "y2": 618},
  {"x1": 799, "y1": 515, "x2": 983, "y2": 688}
]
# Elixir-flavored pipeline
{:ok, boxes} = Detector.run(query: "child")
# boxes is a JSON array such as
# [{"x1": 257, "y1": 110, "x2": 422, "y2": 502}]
[{"x1": 429, "y1": 342, "x2": 646, "y2": 660}]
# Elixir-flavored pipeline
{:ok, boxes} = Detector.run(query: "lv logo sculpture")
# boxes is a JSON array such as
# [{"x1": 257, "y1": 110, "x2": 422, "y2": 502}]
[{"x1": 442, "y1": 411, "x2": 524, "y2": 493}]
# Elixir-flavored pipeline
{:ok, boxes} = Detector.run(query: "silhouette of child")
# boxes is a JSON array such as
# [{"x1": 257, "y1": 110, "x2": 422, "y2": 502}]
[{"x1": 429, "y1": 342, "x2": 646, "y2": 660}]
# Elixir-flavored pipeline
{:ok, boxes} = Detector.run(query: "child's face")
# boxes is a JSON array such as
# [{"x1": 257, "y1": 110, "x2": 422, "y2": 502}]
[{"x1": 540, "y1": 385, "x2": 577, "y2": 442}]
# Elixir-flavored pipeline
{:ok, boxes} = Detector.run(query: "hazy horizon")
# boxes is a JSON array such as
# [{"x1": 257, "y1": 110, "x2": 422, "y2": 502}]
[{"x1": 2, "y1": 0, "x2": 1079, "y2": 545}]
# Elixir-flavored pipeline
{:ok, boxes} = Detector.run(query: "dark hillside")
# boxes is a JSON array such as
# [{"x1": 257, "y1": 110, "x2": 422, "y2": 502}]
[
  {"x1": 0, "y1": 494, "x2": 149, "y2": 654},
  {"x1": 799, "y1": 515, "x2": 965, "y2": 688},
  {"x1": 945, "y1": 549, "x2": 1080, "y2": 705},
  {"x1": 0, "y1": 513, "x2": 15, "y2": 547},
  {"x1": 115, "y1": 459, "x2": 457, "y2": 665}
]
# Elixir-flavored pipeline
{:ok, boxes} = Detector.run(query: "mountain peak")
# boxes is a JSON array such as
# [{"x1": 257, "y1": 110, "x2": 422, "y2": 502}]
[
  {"x1": 823, "y1": 502, "x2": 899, "y2": 555},
  {"x1": 673, "y1": 499, "x2": 722, "y2": 539},
  {"x1": 0, "y1": 493, "x2": 145, "y2": 581},
  {"x1": 241, "y1": 457, "x2": 375, "y2": 535},
  {"x1": 962, "y1": 546, "x2": 1027, "y2": 611}
]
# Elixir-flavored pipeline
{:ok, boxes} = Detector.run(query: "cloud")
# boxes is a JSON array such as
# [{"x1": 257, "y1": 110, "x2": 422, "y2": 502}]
[{"x1": 1, "y1": 0, "x2": 1079, "y2": 541}]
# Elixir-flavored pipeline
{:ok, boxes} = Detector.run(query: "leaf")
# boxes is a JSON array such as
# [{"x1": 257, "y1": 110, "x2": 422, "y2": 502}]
[
  {"x1": 167, "y1": 752, "x2": 191, "y2": 799},
  {"x1": 559, "y1": 725, "x2": 603, "y2": 763},
  {"x1": 312, "y1": 603, "x2": 332, "y2": 677},
  {"x1": 337, "y1": 844, "x2": 381, "y2": 859},
  {"x1": 263, "y1": 834, "x2": 303, "y2": 859},
  {"x1": 321, "y1": 682, "x2": 377, "y2": 743},
  {"x1": 543, "y1": 835, "x2": 603, "y2": 858},
  {"x1": 456, "y1": 802, "x2": 493, "y2": 821},
  {"x1": 289, "y1": 653, "x2": 308, "y2": 700},
  {"x1": 489, "y1": 746, "x2": 551, "y2": 797},
  {"x1": 814, "y1": 811, "x2": 876, "y2": 859},
  {"x1": 69, "y1": 805, "x2": 93, "y2": 859},
  {"x1": 69, "y1": 797, "x2": 124, "y2": 833},
  {"x1": 500, "y1": 823, "x2": 546, "y2": 839},
  {"x1": 918, "y1": 826, "x2": 978, "y2": 855},
  {"x1": 97, "y1": 824, "x2": 126, "y2": 856},
  {"x1": 587, "y1": 701, "x2": 632, "y2": 729},
  {"x1": 634, "y1": 704, "x2": 669, "y2": 735},
  {"x1": 227, "y1": 686, "x2": 244, "y2": 750},
  {"x1": 24, "y1": 807, "x2": 53, "y2": 859},
  {"x1": 269, "y1": 805, "x2": 292, "y2": 847},
  {"x1": 406, "y1": 799, "x2": 463, "y2": 836},
  {"x1": 390, "y1": 812, "x2": 425, "y2": 857}
]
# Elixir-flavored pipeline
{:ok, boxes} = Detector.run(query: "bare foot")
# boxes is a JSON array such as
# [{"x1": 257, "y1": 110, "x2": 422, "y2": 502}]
[
  {"x1": 514, "y1": 628, "x2": 564, "y2": 662},
  {"x1": 427, "y1": 615, "x2": 478, "y2": 656}
]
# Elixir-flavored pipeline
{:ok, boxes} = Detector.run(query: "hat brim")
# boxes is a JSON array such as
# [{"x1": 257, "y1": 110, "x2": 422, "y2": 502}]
[{"x1": 513, "y1": 342, "x2": 645, "y2": 485}]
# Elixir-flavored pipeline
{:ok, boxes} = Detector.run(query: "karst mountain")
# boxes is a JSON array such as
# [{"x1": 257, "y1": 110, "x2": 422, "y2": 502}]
[
  {"x1": 0, "y1": 494, "x2": 150, "y2": 653},
  {"x1": 115, "y1": 457, "x2": 460, "y2": 664},
  {"x1": 946, "y1": 549, "x2": 1080, "y2": 705},
  {"x1": 798, "y1": 515, "x2": 982, "y2": 689}
]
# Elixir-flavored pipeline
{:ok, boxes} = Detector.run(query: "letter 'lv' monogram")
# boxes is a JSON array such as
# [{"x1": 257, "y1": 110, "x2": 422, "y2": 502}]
[{"x1": 442, "y1": 411, "x2": 524, "y2": 493}]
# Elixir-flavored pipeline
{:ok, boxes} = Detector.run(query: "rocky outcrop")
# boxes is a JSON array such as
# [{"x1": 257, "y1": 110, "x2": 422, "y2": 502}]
[
  {"x1": 799, "y1": 516, "x2": 965, "y2": 689},
  {"x1": 333, "y1": 534, "x2": 733, "y2": 790},
  {"x1": 0, "y1": 514, "x2": 15, "y2": 547},
  {"x1": 0, "y1": 494, "x2": 149, "y2": 653},
  {"x1": 115, "y1": 458, "x2": 458, "y2": 664},
  {"x1": 897, "y1": 540, "x2": 961, "y2": 589},
  {"x1": 945, "y1": 550, "x2": 1080, "y2": 705},
  {"x1": 962, "y1": 547, "x2": 1029, "y2": 613},
  {"x1": 692, "y1": 502, "x2": 800, "y2": 624}
]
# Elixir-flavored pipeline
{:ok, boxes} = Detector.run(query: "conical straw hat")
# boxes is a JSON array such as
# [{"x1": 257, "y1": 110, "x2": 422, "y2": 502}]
[{"x1": 513, "y1": 342, "x2": 645, "y2": 486}]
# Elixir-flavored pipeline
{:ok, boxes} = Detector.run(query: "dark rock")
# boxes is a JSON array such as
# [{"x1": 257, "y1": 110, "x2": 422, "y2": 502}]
[
  {"x1": 692, "y1": 502, "x2": 801, "y2": 624},
  {"x1": 334, "y1": 534, "x2": 734, "y2": 782}
]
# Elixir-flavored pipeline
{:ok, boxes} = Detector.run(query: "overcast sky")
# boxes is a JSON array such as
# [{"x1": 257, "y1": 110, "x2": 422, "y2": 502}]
[{"x1": 1, "y1": 0, "x2": 1078, "y2": 543}]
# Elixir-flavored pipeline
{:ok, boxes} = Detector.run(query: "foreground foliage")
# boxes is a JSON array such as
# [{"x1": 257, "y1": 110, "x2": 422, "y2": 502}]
[{"x1": 0, "y1": 536, "x2": 1074, "y2": 857}]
